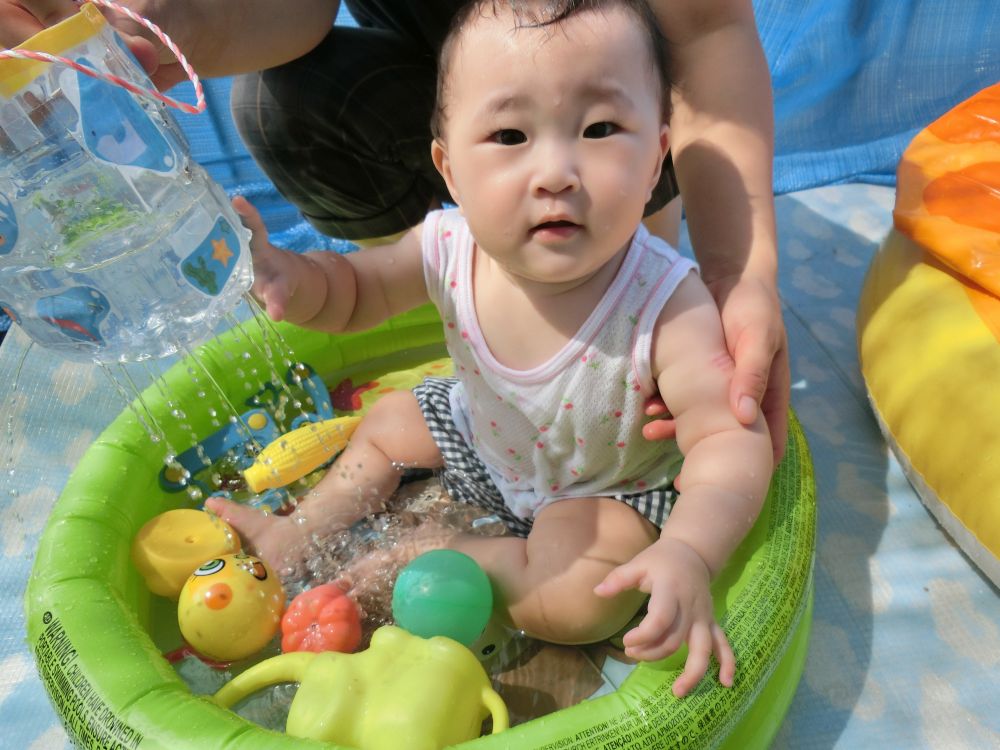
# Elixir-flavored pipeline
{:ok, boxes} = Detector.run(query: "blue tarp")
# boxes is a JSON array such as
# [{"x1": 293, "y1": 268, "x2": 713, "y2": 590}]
[
  {"x1": 759, "y1": 1, "x2": 1000, "y2": 193},
  {"x1": 1, "y1": 2, "x2": 999, "y2": 337}
]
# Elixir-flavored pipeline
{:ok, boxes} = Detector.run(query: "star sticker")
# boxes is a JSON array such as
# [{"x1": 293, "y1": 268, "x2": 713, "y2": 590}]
[{"x1": 211, "y1": 237, "x2": 234, "y2": 266}]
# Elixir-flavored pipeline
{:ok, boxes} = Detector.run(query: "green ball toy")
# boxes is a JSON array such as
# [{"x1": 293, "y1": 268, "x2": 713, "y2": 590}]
[{"x1": 391, "y1": 550, "x2": 493, "y2": 646}]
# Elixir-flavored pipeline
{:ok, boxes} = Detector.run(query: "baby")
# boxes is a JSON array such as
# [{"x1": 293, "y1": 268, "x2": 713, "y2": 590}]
[{"x1": 207, "y1": 0, "x2": 773, "y2": 698}]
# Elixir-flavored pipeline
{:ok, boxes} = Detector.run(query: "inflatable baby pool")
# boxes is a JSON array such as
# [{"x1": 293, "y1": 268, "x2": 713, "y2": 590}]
[
  {"x1": 859, "y1": 82, "x2": 1000, "y2": 586},
  {"x1": 25, "y1": 306, "x2": 815, "y2": 749}
]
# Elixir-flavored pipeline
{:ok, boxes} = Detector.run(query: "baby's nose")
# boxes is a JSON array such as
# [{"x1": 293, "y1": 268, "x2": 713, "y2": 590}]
[{"x1": 531, "y1": 143, "x2": 581, "y2": 196}]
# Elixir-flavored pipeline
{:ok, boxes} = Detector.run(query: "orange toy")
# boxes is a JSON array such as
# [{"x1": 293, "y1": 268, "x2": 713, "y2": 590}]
[{"x1": 282, "y1": 583, "x2": 363, "y2": 654}]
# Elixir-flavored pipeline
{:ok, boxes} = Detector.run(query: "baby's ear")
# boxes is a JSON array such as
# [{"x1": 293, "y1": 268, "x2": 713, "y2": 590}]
[
  {"x1": 431, "y1": 139, "x2": 461, "y2": 209},
  {"x1": 659, "y1": 124, "x2": 670, "y2": 158},
  {"x1": 648, "y1": 125, "x2": 671, "y2": 200}
]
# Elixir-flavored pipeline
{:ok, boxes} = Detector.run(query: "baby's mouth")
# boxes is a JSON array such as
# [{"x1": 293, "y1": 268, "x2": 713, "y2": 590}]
[{"x1": 530, "y1": 220, "x2": 581, "y2": 238}]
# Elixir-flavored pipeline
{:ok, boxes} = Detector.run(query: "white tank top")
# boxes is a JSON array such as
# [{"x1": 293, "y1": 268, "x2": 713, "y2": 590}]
[{"x1": 422, "y1": 209, "x2": 696, "y2": 521}]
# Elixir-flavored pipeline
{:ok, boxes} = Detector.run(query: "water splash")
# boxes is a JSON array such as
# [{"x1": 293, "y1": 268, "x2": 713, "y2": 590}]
[{"x1": 2, "y1": 340, "x2": 32, "y2": 500}]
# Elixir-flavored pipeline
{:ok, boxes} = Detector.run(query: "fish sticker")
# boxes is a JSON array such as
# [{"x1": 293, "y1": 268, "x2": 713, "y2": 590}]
[
  {"x1": 76, "y1": 57, "x2": 176, "y2": 172},
  {"x1": 35, "y1": 286, "x2": 111, "y2": 344}
]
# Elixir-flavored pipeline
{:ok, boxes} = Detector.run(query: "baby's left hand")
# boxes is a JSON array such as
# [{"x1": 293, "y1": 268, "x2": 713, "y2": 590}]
[{"x1": 593, "y1": 537, "x2": 735, "y2": 698}]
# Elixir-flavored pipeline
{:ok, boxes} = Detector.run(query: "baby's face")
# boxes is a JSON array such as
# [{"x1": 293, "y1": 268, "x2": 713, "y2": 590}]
[{"x1": 432, "y1": 4, "x2": 669, "y2": 287}]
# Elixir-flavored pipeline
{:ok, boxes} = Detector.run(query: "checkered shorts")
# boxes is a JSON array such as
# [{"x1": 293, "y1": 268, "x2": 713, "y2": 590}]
[{"x1": 413, "y1": 378, "x2": 678, "y2": 538}]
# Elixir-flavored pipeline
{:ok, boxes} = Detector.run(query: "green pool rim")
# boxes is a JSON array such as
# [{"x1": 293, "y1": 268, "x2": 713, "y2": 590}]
[{"x1": 25, "y1": 306, "x2": 815, "y2": 750}]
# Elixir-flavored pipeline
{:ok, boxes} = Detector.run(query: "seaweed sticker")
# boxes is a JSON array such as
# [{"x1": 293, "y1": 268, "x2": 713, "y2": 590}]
[{"x1": 180, "y1": 217, "x2": 241, "y2": 296}]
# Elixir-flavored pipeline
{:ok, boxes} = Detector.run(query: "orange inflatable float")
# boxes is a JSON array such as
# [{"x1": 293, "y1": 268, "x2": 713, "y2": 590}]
[{"x1": 859, "y1": 82, "x2": 1000, "y2": 586}]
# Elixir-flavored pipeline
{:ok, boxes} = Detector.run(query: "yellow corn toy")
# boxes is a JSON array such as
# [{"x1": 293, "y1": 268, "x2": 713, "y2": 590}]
[
  {"x1": 243, "y1": 416, "x2": 362, "y2": 493},
  {"x1": 213, "y1": 625, "x2": 508, "y2": 750}
]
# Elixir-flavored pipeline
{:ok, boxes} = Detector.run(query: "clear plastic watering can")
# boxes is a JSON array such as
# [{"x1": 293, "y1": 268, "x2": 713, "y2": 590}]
[{"x1": 0, "y1": 4, "x2": 251, "y2": 363}]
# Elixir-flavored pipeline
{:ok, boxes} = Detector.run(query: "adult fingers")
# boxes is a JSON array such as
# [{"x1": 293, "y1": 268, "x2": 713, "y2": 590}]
[
  {"x1": 0, "y1": 9, "x2": 40, "y2": 48},
  {"x1": 0, "y1": 0, "x2": 71, "y2": 48},
  {"x1": 729, "y1": 322, "x2": 779, "y2": 425},
  {"x1": 761, "y1": 341, "x2": 790, "y2": 464},
  {"x1": 14, "y1": 0, "x2": 76, "y2": 27}
]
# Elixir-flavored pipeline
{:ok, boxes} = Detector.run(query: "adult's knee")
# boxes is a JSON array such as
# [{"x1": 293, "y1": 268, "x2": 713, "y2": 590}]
[{"x1": 228, "y1": 29, "x2": 445, "y2": 240}]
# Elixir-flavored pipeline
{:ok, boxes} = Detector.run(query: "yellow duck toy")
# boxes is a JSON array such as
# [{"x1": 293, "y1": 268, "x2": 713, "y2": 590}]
[
  {"x1": 213, "y1": 625, "x2": 508, "y2": 750},
  {"x1": 177, "y1": 552, "x2": 285, "y2": 662}
]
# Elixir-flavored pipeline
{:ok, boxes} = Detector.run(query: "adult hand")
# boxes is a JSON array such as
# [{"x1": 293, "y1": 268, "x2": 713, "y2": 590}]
[
  {"x1": 96, "y1": 0, "x2": 193, "y2": 90},
  {"x1": 1, "y1": 0, "x2": 189, "y2": 90},
  {"x1": 0, "y1": 0, "x2": 75, "y2": 48},
  {"x1": 707, "y1": 270, "x2": 789, "y2": 465}
]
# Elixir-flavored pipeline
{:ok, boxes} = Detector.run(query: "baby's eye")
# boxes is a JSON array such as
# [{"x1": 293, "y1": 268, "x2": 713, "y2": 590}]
[
  {"x1": 491, "y1": 129, "x2": 527, "y2": 146},
  {"x1": 583, "y1": 122, "x2": 619, "y2": 139}
]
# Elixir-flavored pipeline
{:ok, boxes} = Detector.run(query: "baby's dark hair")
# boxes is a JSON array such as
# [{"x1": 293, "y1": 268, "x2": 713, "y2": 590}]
[{"x1": 431, "y1": 0, "x2": 672, "y2": 139}]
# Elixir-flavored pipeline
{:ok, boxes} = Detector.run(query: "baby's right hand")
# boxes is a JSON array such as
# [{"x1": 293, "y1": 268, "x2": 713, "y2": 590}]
[
  {"x1": 204, "y1": 495, "x2": 311, "y2": 578},
  {"x1": 232, "y1": 196, "x2": 299, "y2": 322}
]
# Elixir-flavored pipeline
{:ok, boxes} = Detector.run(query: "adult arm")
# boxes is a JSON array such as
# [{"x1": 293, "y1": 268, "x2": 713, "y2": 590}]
[
  {"x1": 1, "y1": 0, "x2": 339, "y2": 89},
  {"x1": 650, "y1": 0, "x2": 789, "y2": 462}
]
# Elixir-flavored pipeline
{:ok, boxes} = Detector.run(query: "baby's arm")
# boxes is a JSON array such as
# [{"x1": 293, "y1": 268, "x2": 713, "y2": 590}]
[
  {"x1": 233, "y1": 197, "x2": 429, "y2": 332},
  {"x1": 208, "y1": 200, "x2": 431, "y2": 572},
  {"x1": 595, "y1": 272, "x2": 773, "y2": 696}
]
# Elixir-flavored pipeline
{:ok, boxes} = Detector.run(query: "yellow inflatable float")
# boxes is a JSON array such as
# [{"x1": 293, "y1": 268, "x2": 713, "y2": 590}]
[{"x1": 859, "y1": 81, "x2": 1000, "y2": 586}]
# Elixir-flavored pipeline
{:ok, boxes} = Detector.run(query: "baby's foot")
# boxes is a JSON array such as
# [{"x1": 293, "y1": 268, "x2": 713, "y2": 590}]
[
  {"x1": 204, "y1": 495, "x2": 313, "y2": 578},
  {"x1": 336, "y1": 520, "x2": 458, "y2": 621}
]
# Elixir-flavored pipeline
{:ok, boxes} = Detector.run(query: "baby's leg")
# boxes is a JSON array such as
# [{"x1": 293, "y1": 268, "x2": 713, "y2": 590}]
[
  {"x1": 207, "y1": 390, "x2": 443, "y2": 572},
  {"x1": 294, "y1": 389, "x2": 444, "y2": 532},
  {"x1": 452, "y1": 498, "x2": 660, "y2": 644}
]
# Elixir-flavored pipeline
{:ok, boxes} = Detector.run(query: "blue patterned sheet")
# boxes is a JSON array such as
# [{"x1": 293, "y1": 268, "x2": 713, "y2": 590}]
[{"x1": 3, "y1": 1, "x2": 1000, "y2": 745}]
